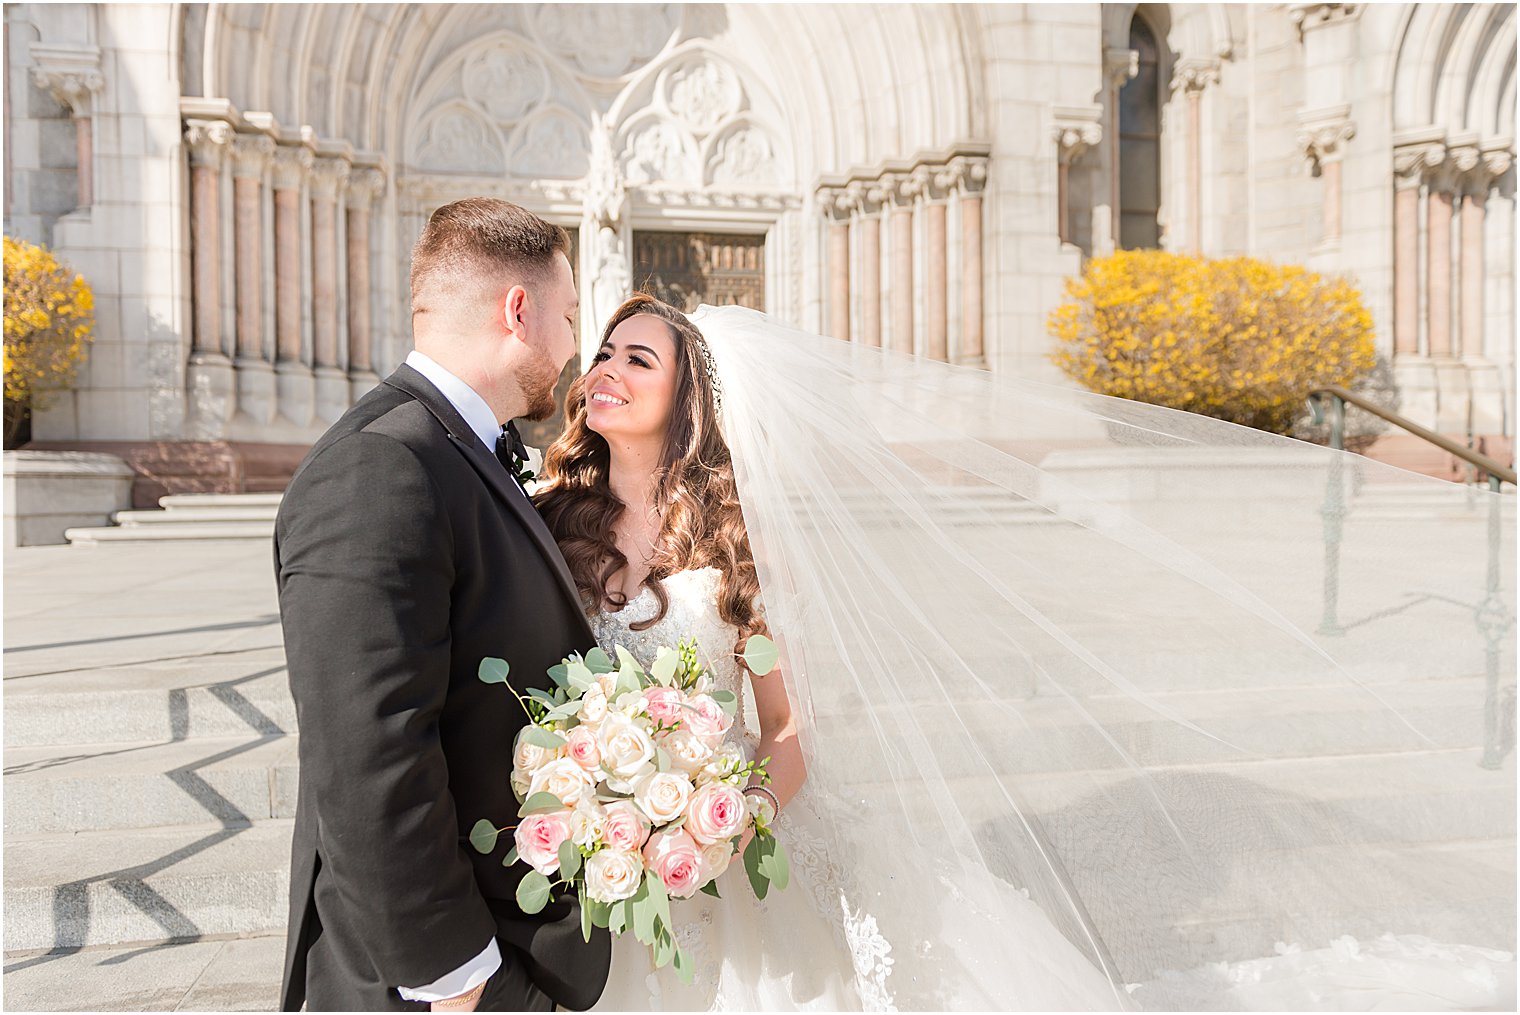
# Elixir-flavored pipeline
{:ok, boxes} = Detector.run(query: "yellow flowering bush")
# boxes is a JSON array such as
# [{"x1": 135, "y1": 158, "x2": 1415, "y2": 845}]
[
  {"x1": 4, "y1": 236, "x2": 95, "y2": 445},
  {"x1": 1048, "y1": 250, "x2": 1376, "y2": 434}
]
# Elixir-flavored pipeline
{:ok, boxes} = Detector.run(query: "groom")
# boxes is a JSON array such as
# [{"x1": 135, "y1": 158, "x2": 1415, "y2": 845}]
[{"x1": 276, "y1": 198, "x2": 610, "y2": 1011}]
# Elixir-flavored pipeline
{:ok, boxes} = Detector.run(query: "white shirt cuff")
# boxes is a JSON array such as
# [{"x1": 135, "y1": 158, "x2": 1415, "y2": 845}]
[{"x1": 396, "y1": 937, "x2": 501, "y2": 1003}]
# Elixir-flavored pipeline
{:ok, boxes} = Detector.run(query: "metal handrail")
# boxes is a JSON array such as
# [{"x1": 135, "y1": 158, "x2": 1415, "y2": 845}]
[{"x1": 1310, "y1": 385, "x2": 1516, "y2": 489}]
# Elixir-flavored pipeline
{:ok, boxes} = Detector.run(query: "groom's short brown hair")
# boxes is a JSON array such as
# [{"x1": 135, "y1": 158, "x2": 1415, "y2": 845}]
[{"x1": 409, "y1": 197, "x2": 570, "y2": 315}]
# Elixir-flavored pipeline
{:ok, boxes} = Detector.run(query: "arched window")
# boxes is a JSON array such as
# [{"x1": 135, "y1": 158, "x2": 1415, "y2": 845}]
[{"x1": 1119, "y1": 14, "x2": 1162, "y2": 249}]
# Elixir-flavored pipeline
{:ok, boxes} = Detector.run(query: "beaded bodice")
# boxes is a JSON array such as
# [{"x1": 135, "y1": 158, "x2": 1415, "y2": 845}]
[{"x1": 588, "y1": 567, "x2": 749, "y2": 742}]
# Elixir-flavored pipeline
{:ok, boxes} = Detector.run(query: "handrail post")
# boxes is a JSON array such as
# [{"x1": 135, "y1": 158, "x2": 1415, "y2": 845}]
[
  {"x1": 1479, "y1": 483, "x2": 1515, "y2": 769},
  {"x1": 1318, "y1": 393, "x2": 1347, "y2": 637}
]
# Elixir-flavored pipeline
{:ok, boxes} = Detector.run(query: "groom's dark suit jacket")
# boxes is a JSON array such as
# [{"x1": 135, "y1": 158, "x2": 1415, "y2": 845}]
[{"x1": 275, "y1": 364, "x2": 611, "y2": 1012}]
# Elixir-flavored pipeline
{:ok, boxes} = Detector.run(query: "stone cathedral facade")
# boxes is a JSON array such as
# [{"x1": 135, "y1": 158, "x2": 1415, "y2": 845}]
[{"x1": 4, "y1": 3, "x2": 1515, "y2": 498}]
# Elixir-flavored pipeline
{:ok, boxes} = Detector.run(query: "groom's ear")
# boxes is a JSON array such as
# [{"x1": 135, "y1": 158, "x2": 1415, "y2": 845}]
[{"x1": 503, "y1": 284, "x2": 529, "y2": 343}]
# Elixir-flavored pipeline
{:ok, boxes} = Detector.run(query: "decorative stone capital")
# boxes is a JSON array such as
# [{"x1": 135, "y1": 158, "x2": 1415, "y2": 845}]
[
  {"x1": 229, "y1": 133, "x2": 277, "y2": 180},
  {"x1": 344, "y1": 167, "x2": 386, "y2": 209},
  {"x1": 1393, "y1": 141, "x2": 1447, "y2": 191},
  {"x1": 1297, "y1": 106, "x2": 1356, "y2": 167},
  {"x1": 945, "y1": 155, "x2": 988, "y2": 195},
  {"x1": 308, "y1": 157, "x2": 351, "y2": 200},
  {"x1": 29, "y1": 44, "x2": 103, "y2": 117},
  {"x1": 185, "y1": 120, "x2": 235, "y2": 169},
  {"x1": 271, "y1": 145, "x2": 315, "y2": 190},
  {"x1": 1171, "y1": 59, "x2": 1222, "y2": 96},
  {"x1": 1480, "y1": 141, "x2": 1515, "y2": 182},
  {"x1": 1057, "y1": 107, "x2": 1106, "y2": 164},
  {"x1": 815, "y1": 185, "x2": 851, "y2": 218},
  {"x1": 1103, "y1": 47, "x2": 1139, "y2": 89},
  {"x1": 1288, "y1": 3, "x2": 1362, "y2": 37}
]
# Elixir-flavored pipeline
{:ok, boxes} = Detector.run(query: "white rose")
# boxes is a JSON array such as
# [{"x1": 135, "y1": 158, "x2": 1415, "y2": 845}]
[
  {"x1": 528, "y1": 758, "x2": 596, "y2": 808},
  {"x1": 584, "y1": 848, "x2": 644, "y2": 904},
  {"x1": 602, "y1": 762, "x2": 654, "y2": 797},
  {"x1": 701, "y1": 841, "x2": 733, "y2": 881},
  {"x1": 577, "y1": 685, "x2": 609, "y2": 728},
  {"x1": 597, "y1": 713, "x2": 656, "y2": 777},
  {"x1": 514, "y1": 732, "x2": 561, "y2": 778},
  {"x1": 633, "y1": 769, "x2": 693, "y2": 825},
  {"x1": 569, "y1": 798, "x2": 608, "y2": 848},
  {"x1": 595, "y1": 670, "x2": 619, "y2": 698},
  {"x1": 698, "y1": 742, "x2": 746, "y2": 785},
  {"x1": 662, "y1": 729, "x2": 714, "y2": 776}
]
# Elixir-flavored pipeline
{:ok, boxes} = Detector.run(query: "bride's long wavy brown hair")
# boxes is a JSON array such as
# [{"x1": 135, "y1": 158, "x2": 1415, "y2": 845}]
[{"x1": 534, "y1": 293, "x2": 767, "y2": 661}]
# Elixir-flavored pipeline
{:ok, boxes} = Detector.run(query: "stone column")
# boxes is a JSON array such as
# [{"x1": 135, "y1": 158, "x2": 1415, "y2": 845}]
[
  {"x1": 1052, "y1": 115, "x2": 1101, "y2": 246},
  {"x1": 309, "y1": 156, "x2": 351, "y2": 422},
  {"x1": 1175, "y1": 61, "x2": 1221, "y2": 253},
  {"x1": 346, "y1": 167, "x2": 384, "y2": 401},
  {"x1": 271, "y1": 144, "x2": 315, "y2": 426},
  {"x1": 1097, "y1": 48, "x2": 1139, "y2": 255},
  {"x1": 953, "y1": 156, "x2": 988, "y2": 367},
  {"x1": 1391, "y1": 145, "x2": 1437, "y2": 357},
  {"x1": 919, "y1": 166, "x2": 950, "y2": 362},
  {"x1": 1453, "y1": 143, "x2": 1486, "y2": 361},
  {"x1": 855, "y1": 182, "x2": 883, "y2": 348},
  {"x1": 1298, "y1": 106, "x2": 1356, "y2": 247},
  {"x1": 29, "y1": 60, "x2": 102, "y2": 210},
  {"x1": 184, "y1": 120, "x2": 236, "y2": 428},
  {"x1": 1426, "y1": 155, "x2": 1457, "y2": 359},
  {"x1": 229, "y1": 134, "x2": 276, "y2": 423},
  {"x1": 818, "y1": 188, "x2": 853, "y2": 343},
  {"x1": 887, "y1": 173, "x2": 916, "y2": 356}
]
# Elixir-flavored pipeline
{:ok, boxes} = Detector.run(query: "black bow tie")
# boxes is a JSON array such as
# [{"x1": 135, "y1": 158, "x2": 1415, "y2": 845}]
[{"x1": 495, "y1": 421, "x2": 533, "y2": 482}]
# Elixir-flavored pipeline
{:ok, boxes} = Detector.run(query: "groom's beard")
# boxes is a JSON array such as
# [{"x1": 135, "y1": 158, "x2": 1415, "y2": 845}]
[{"x1": 516, "y1": 345, "x2": 561, "y2": 422}]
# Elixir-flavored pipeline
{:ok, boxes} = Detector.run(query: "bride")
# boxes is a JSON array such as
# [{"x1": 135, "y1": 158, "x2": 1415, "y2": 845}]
[{"x1": 533, "y1": 294, "x2": 1515, "y2": 1011}]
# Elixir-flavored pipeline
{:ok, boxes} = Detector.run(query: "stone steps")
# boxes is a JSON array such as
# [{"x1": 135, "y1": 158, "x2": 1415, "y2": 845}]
[
  {"x1": 64, "y1": 492, "x2": 283, "y2": 544},
  {"x1": 65, "y1": 521, "x2": 275, "y2": 544},
  {"x1": 4, "y1": 818, "x2": 294, "y2": 952}
]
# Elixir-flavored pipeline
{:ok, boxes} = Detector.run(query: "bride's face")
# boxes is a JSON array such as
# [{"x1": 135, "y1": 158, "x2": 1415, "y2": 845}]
[{"x1": 584, "y1": 314, "x2": 679, "y2": 444}]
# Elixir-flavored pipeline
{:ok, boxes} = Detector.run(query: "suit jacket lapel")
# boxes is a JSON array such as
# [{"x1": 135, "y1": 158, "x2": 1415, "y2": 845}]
[{"x1": 383, "y1": 365, "x2": 589, "y2": 631}]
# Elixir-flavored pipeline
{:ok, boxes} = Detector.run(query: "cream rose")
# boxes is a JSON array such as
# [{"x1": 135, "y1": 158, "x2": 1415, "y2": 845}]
[
  {"x1": 684, "y1": 693, "x2": 733, "y2": 745},
  {"x1": 584, "y1": 847, "x2": 644, "y2": 904},
  {"x1": 569, "y1": 798, "x2": 608, "y2": 849},
  {"x1": 577, "y1": 685, "x2": 609, "y2": 728},
  {"x1": 661, "y1": 729, "x2": 714, "y2": 776},
  {"x1": 633, "y1": 769, "x2": 693, "y2": 826},
  {"x1": 601, "y1": 800, "x2": 651, "y2": 852},
  {"x1": 642, "y1": 828, "x2": 704, "y2": 899},
  {"x1": 597, "y1": 714, "x2": 656, "y2": 778},
  {"x1": 700, "y1": 841, "x2": 734, "y2": 881},
  {"x1": 514, "y1": 810, "x2": 572, "y2": 876},
  {"x1": 698, "y1": 742, "x2": 746, "y2": 786},
  {"x1": 528, "y1": 757, "x2": 596, "y2": 809},
  {"x1": 564, "y1": 725, "x2": 602, "y2": 773},
  {"x1": 685, "y1": 783, "x2": 748, "y2": 845}
]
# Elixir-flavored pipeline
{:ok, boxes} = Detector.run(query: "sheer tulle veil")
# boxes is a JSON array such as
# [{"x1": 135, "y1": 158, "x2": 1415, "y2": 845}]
[{"x1": 688, "y1": 303, "x2": 1516, "y2": 1011}]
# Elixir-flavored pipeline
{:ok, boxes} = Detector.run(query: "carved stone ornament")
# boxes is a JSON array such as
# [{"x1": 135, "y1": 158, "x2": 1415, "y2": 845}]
[
  {"x1": 1103, "y1": 47, "x2": 1139, "y2": 88},
  {"x1": 271, "y1": 144, "x2": 316, "y2": 190},
  {"x1": 622, "y1": 120, "x2": 696, "y2": 186},
  {"x1": 511, "y1": 109, "x2": 590, "y2": 180},
  {"x1": 708, "y1": 125, "x2": 778, "y2": 186},
  {"x1": 414, "y1": 106, "x2": 503, "y2": 175},
  {"x1": 308, "y1": 156, "x2": 352, "y2": 199},
  {"x1": 1171, "y1": 59, "x2": 1222, "y2": 96},
  {"x1": 28, "y1": 44, "x2": 103, "y2": 116},
  {"x1": 345, "y1": 167, "x2": 387, "y2": 208},
  {"x1": 1053, "y1": 121, "x2": 1102, "y2": 164},
  {"x1": 583, "y1": 112, "x2": 627, "y2": 227},
  {"x1": 664, "y1": 57, "x2": 742, "y2": 135},
  {"x1": 462, "y1": 42, "x2": 548, "y2": 124},
  {"x1": 529, "y1": 3, "x2": 676, "y2": 79},
  {"x1": 1288, "y1": 3, "x2": 1362, "y2": 36},
  {"x1": 229, "y1": 134, "x2": 277, "y2": 179},
  {"x1": 1297, "y1": 107, "x2": 1357, "y2": 167},
  {"x1": 185, "y1": 120, "x2": 235, "y2": 169}
]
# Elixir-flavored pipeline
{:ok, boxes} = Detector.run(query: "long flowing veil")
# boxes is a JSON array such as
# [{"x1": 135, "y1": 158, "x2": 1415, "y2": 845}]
[{"x1": 690, "y1": 303, "x2": 1516, "y2": 1011}]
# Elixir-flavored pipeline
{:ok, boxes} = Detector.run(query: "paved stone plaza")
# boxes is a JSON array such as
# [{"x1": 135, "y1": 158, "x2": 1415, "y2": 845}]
[{"x1": 4, "y1": 540, "x2": 286, "y2": 1011}]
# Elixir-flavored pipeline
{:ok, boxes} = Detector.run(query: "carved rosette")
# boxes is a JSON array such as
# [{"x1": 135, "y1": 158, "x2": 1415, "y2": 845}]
[{"x1": 184, "y1": 120, "x2": 234, "y2": 169}]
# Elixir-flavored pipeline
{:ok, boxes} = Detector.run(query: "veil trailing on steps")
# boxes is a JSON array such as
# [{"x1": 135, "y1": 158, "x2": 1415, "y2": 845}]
[{"x1": 690, "y1": 303, "x2": 1516, "y2": 1011}]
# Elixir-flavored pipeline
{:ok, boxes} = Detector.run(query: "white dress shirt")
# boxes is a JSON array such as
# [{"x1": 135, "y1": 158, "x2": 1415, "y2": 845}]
[{"x1": 394, "y1": 348, "x2": 505, "y2": 1003}]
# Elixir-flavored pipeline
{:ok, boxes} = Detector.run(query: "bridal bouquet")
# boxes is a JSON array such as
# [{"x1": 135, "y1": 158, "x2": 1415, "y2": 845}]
[{"x1": 470, "y1": 637, "x2": 789, "y2": 982}]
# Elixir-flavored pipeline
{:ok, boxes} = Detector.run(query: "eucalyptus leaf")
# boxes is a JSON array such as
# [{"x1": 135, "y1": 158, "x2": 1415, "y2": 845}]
[
  {"x1": 585, "y1": 647, "x2": 615, "y2": 674},
  {"x1": 646, "y1": 870, "x2": 672, "y2": 931},
  {"x1": 662, "y1": 814, "x2": 686, "y2": 832},
  {"x1": 650, "y1": 648, "x2": 678, "y2": 686},
  {"x1": 631, "y1": 881, "x2": 656, "y2": 944},
  {"x1": 588, "y1": 899, "x2": 612, "y2": 929},
  {"x1": 655, "y1": 746, "x2": 672, "y2": 773},
  {"x1": 547, "y1": 664, "x2": 569, "y2": 689},
  {"x1": 580, "y1": 886, "x2": 593, "y2": 942},
  {"x1": 565, "y1": 660, "x2": 594, "y2": 691},
  {"x1": 501, "y1": 846, "x2": 519, "y2": 867},
  {"x1": 652, "y1": 927, "x2": 674, "y2": 968},
  {"x1": 544, "y1": 699, "x2": 582, "y2": 722},
  {"x1": 672, "y1": 944, "x2": 695, "y2": 985},
  {"x1": 613, "y1": 668, "x2": 642, "y2": 698},
  {"x1": 741, "y1": 634, "x2": 780, "y2": 676},
  {"x1": 526, "y1": 687, "x2": 558, "y2": 707},
  {"x1": 558, "y1": 840, "x2": 582, "y2": 880},
  {"x1": 710, "y1": 688, "x2": 738, "y2": 717},
  {"x1": 478, "y1": 657, "x2": 511, "y2": 684},
  {"x1": 614, "y1": 645, "x2": 641, "y2": 674},
  {"x1": 516, "y1": 870, "x2": 551, "y2": 914},
  {"x1": 699, "y1": 879, "x2": 722, "y2": 899},
  {"x1": 521, "y1": 726, "x2": 566, "y2": 750},
  {"x1": 757, "y1": 839, "x2": 790, "y2": 891},
  {"x1": 608, "y1": 898, "x2": 629, "y2": 935},
  {"x1": 743, "y1": 832, "x2": 769, "y2": 899},
  {"x1": 468, "y1": 819, "x2": 499, "y2": 855},
  {"x1": 518, "y1": 791, "x2": 564, "y2": 817}
]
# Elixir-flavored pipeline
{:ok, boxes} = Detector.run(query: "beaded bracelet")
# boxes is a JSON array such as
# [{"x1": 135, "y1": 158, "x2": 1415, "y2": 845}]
[{"x1": 743, "y1": 784, "x2": 781, "y2": 820}]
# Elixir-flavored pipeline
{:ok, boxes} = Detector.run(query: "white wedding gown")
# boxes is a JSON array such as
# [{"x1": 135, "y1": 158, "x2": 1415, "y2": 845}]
[{"x1": 584, "y1": 567, "x2": 1516, "y2": 1012}]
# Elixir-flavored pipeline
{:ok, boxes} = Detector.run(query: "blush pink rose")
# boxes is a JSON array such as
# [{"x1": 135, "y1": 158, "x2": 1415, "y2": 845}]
[
  {"x1": 684, "y1": 783, "x2": 748, "y2": 846},
  {"x1": 642, "y1": 827, "x2": 704, "y2": 899},
  {"x1": 684, "y1": 694, "x2": 734, "y2": 744},
  {"x1": 564, "y1": 726, "x2": 602, "y2": 773},
  {"x1": 514, "y1": 810, "x2": 573, "y2": 876},
  {"x1": 602, "y1": 800, "x2": 651, "y2": 852},
  {"x1": 643, "y1": 686, "x2": 687, "y2": 728}
]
